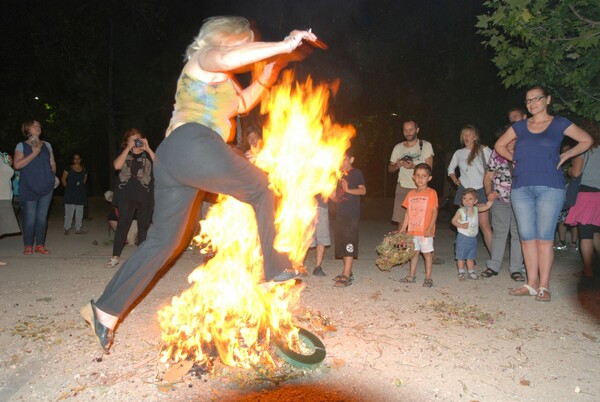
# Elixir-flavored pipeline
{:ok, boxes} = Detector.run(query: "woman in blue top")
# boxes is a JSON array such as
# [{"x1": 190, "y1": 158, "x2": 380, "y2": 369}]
[
  {"x1": 13, "y1": 120, "x2": 57, "y2": 255},
  {"x1": 495, "y1": 85, "x2": 592, "y2": 302}
]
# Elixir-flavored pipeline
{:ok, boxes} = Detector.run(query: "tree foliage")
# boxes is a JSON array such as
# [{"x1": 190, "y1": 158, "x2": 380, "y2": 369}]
[{"x1": 476, "y1": 0, "x2": 600, "y2": 121}]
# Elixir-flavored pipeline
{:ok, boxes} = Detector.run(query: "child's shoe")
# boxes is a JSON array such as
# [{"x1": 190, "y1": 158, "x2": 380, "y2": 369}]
[
  {"x1": 553, "y1": 241, "x2": 567, "y2": 250},
  {"x1": 467, "y1": 271, "x2": 479, "y2": 280},
  {"x1": 458, "y1": 272, "x2": 466, "y2": 281},
  {"x1": 423, "y1": 278, "x2": 433, "y2": 287},
  {"x1": 312, "y1": 266, "x2": 326, "y2": 276}
]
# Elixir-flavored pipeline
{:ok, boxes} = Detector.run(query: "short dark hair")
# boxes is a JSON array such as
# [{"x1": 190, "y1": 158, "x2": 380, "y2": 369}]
[
  {"x1": 403, "y1": 119, "x2": 419, "y2": 130},
  {"x1": 413, "y1": 163, "x2": 431, "y2": 176},
  {"x1": 507, "y1": 107, "x2": 526, "y2": 116},
  {"x1": 527, "y1": 85, "x2": 549, "y2": 97}
]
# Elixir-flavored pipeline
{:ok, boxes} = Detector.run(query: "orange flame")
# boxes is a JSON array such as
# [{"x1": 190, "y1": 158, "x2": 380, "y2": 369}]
[{"x1": 158, "y1": 71, "x2": 355, "y2": 368}]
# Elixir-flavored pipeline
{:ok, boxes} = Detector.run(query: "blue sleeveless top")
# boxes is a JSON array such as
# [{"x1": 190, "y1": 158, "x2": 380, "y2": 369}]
[
  {"x1": 512, "y1": 116, "x2": 572, "y2": 190},
  {"x1": 17, "y1": 141, "x2": 55, "y2": 201}
]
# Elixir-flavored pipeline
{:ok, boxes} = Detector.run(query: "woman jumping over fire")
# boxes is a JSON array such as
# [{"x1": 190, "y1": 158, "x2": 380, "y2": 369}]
[{"x1": 82, "y1": 16, "x2": 318, "y2": 354}]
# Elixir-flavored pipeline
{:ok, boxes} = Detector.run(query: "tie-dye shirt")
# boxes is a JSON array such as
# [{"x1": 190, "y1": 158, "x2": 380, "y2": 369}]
[{"x1": 167, "y1": 71, "x2": 239, "y2": 141}]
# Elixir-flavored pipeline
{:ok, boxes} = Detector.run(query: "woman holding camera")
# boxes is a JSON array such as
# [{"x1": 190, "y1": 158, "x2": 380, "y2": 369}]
[{"x1": 106, "y1": 128, "x2": 155, "y2": 268}]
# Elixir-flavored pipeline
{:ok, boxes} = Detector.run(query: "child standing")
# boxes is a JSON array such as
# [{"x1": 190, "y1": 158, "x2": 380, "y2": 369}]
[
  {"x1": 452, "y1": 188, "x2": 493, "y2": 280},
  {"x1": 332, "y1": 149, "x2": 366, "y2": 288},
  {"x1": 399, "y1": 163, "x2": 438, "y2": 287}
]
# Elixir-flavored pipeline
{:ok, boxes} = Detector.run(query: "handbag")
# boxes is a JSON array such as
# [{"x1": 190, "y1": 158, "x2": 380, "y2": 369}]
[{"x1": 563, "y1": 152, "x2": 588, "y2": 210}]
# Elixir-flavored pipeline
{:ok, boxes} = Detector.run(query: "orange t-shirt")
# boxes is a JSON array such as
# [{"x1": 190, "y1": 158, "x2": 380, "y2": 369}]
[{"x1": 401, "y1": 187, "x2": 438, "y2": 236}]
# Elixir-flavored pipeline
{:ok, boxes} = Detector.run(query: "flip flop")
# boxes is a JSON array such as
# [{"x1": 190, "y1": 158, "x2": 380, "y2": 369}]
[
  {"x1": 509, "y1": 284, "x2": 537, "y2": 296},
  {"x1": 535, "y1": 287, "x2": 551, "y2": 302}
]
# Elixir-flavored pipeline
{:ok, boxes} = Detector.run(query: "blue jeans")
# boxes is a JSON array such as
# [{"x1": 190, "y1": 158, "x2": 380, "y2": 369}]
[
  {"x1": 511, "y1": 186, "x2": 565, "y2": 241},
  {"x1": 21, "y1": 191, "x2": 53, "y2": 246}
]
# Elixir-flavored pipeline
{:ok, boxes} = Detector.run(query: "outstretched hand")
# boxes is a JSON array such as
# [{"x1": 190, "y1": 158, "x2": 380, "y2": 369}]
[{"x1": 285, "y1": 30, "x2": 318, "y2": 53}]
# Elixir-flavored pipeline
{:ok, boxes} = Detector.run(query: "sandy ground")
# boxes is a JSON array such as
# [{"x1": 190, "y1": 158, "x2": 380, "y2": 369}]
[{"x1": 0, "y1": 197, "x2": 598, "y2": 402}]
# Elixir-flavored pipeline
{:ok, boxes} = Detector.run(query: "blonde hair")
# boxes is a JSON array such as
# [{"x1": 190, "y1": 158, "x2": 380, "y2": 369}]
[
  {"x1": 460, "y1": 124, "x2": 483, "y2": 166},
  {"x1": 185, "y1": 16, "x2": 253, "y2": 61}
]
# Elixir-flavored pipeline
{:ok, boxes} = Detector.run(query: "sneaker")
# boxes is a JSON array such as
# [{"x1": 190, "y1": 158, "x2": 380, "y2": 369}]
[
  {"x1": 272, "y1": 268, "x2": 301, "y2": 282},
  {"x1": 312, "y1": 266, "x2": 326, "y2": 277},
  {"x1": 467, "y1": 271, "x2": 479, "y2": 280},
  {"x1": 553, "y1": 241, "x2": 567, "y2": 251},
  {"x1": 458, "y1": 272, "x2": 466, "y2": 281},
  {"x1": 75, "y1": 229, "x2": 88, "y2": 234},
  {"x1": 567, "y1": 242, "x2": 579, "y2": 251},
  {"x1": 64, "y1": 229, "x2": 70, "y2": 235}
]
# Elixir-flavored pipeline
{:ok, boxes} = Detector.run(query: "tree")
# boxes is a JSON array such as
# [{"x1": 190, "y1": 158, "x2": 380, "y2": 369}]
[{"x1": 476, "y1": 0, "x2": 600, "y2": 121}]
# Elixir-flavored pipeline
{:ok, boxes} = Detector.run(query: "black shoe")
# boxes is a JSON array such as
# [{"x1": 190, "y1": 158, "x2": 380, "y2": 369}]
[
  {"x1": 312, "y1": 266, "x2": 326, "y2": 276},
  {"x1": 481, "y1": 268, "x2": 498, "y2": 278},
  {"x1": 510, "y1": 271, "x2": 526, "y2": 282},
  {"x1": 89, "y1": 300, "x2": 114, "y2": 354}
]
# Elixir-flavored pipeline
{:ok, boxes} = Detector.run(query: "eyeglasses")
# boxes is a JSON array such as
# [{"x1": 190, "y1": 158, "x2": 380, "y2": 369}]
[{"x1": 525, "y1": 95, "x2": 546, "y2": 105}]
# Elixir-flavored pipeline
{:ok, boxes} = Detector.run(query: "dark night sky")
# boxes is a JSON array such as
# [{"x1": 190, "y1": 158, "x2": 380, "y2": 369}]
[{"x1": 2, "y1": 0, "x2": 524, "y2": 196}]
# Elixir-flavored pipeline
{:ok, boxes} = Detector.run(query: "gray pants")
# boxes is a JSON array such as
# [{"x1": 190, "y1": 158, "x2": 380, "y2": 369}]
[
  {"x1": 64, "y1": 204, "x2": 83, "y2": 230},
  {"x1": 96, "y1": 123, "x2": 290, "y2": 317},
  {"x1": 486, "y1": 200, "x2": 524, "y2": 274}
]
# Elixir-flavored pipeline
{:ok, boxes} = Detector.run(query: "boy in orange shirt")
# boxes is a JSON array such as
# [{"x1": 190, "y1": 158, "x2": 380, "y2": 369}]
[{"x1": 399, "y1": 163, "x2": 438, "y2": 287}]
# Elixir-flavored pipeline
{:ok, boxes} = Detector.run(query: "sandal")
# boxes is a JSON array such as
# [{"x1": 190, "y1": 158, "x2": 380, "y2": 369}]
[
  {"x1": 334, "y1": 272, "x2": 354, "y2": 282},
  {"x1": 510, "y1": 272, "x2": 526, "y2": 282},
  {"x1": 399, "y1": 275, "x2": 416, "y2": 283},
  {"x1": 334, "y1": 275, "x2": 352, "y2": 287},
  {"x1": 423, "y1": 278, "x2": 433, "y2": 288},
  {"x1": 105, "y1": 257, "x2": 120, "y2": 268},
  {"x1": 458, "y1": 272, "x2": 466, "y2": 281},
  {"x1": 509, "y1": 284, "x2": 537, "y2": 296},
  {"x1": 34, "y1": 245, "x2": 50, "y2": 255},
  {"x1": 481, "y1": 268, "x2": 498, "y2": 278},
  {"x1": 467, "y1": 271, "x2": 479, "y2": 280},
  {"x1": 535, "y1": 287, "x2": 551, "y2": 302},
  {"x1": 23, "y1": 246, "x2": 33, "y2": 255}
]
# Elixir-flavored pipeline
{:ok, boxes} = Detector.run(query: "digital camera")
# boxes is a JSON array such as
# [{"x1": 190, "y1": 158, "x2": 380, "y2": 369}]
[{"x1": 134, "y1": 139, "x2": 143, "y2": 148}]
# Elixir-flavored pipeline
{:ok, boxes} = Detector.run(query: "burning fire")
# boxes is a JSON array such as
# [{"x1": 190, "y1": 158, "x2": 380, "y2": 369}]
[{"x1": 158, "y1": 70, "x2": 355, "y2": 368}]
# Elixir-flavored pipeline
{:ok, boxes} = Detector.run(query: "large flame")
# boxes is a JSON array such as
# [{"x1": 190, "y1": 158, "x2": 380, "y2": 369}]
[{"x1": 158, "y1": 71, "x2": 355, "y2": 368}]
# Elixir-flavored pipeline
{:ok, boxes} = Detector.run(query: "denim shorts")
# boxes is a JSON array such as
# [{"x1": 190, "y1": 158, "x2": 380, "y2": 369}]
[
  {"x1": 455, "y1": 233, "x2": 477, "y2": 260},
  {"x1": 511, "y1": 186, "x2": 565, "y2": 241}
]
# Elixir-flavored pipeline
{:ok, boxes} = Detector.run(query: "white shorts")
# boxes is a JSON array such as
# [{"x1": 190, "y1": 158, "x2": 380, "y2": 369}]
[{"x1": 412, "y1": 236, "x2": 434, "y2": 253}]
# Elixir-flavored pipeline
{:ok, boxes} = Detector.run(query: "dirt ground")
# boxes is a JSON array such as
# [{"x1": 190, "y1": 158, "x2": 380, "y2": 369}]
[{"x1": 0, "y1": 197, "x2": 598, "y2": 402}]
